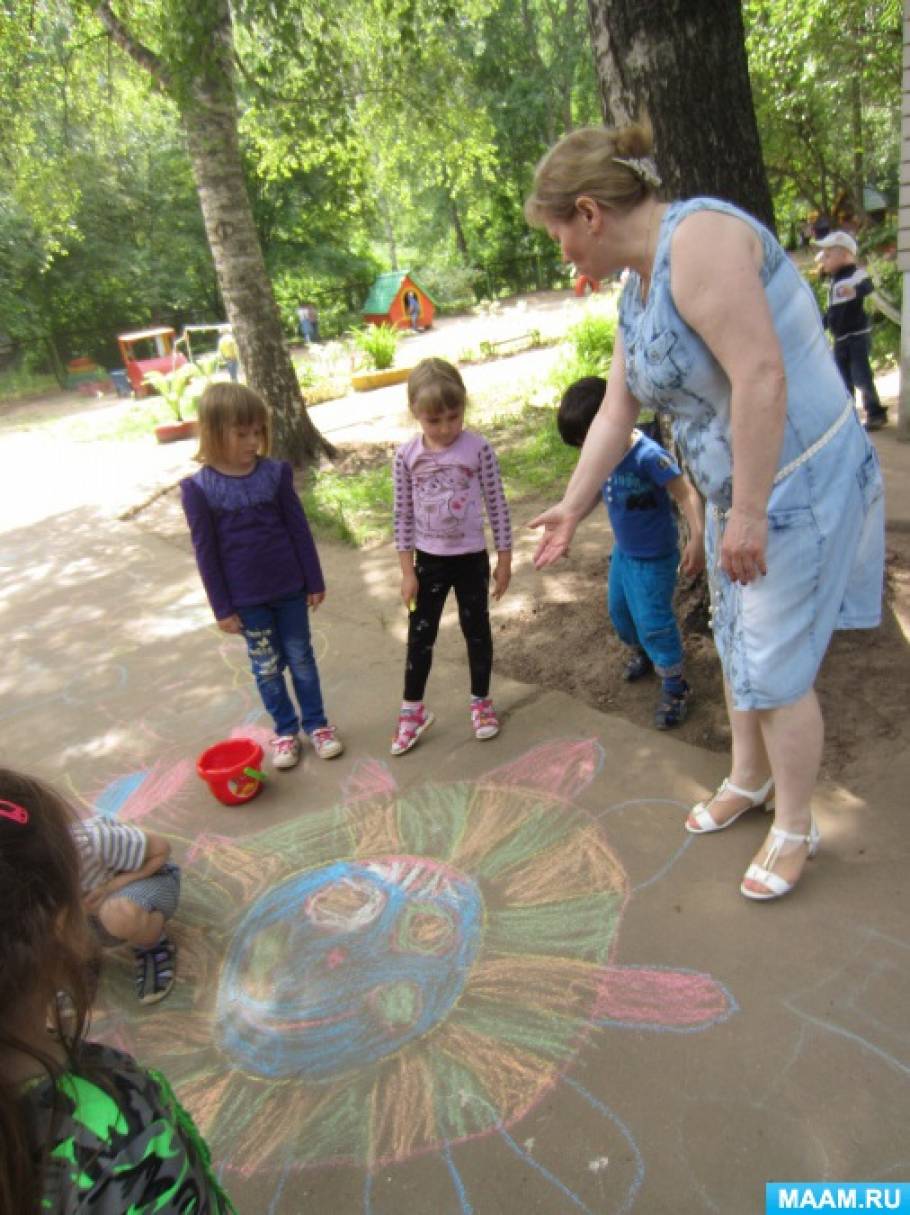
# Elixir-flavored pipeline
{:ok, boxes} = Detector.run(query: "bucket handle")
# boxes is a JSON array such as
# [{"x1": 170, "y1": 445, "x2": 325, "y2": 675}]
[{"x1": 243, "y1": 767, "x2": 267, "y2": 783}]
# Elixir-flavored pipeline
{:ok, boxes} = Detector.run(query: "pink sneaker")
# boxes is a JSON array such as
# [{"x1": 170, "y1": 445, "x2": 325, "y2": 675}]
[
  {"x1": 471, "y1": 698, "x2": 500, "y2": 740},
  {"x1": 310, "y1": 725, "x2": 344, "y2": 760},
  {"x1": 390, "y1": 704, "x2": 435, "y2": 756},
  {"x1": 271, "y1": 735, "x2": 302, "y2": 770}
]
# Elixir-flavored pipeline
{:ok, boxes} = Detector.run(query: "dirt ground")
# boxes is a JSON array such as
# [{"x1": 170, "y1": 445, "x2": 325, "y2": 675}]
[
  {"x1": 132, "y1": 431, "x2": 910, "y2": 788},
  {"x1": 9, "y1": 285, "x2": 906, "y2": 789},
  {"x1": 495, "y1": 510, "x2": 910, "y2": 784}
]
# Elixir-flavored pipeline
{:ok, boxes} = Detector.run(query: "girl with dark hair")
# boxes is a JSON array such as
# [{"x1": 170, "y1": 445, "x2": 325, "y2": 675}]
[{"x1": 0, "y1": 768, "x2": 233, "y2": 1214}]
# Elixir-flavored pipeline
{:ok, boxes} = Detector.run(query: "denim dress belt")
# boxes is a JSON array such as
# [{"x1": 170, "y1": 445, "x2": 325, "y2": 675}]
[{"x1": 713, "y1": 398, "x2": 855, "y2": 529}]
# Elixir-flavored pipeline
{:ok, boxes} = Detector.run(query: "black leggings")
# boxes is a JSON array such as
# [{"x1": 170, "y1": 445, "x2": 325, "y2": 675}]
[{"x1": 404, "y1": 550, "x2": 492, "y2": 701}]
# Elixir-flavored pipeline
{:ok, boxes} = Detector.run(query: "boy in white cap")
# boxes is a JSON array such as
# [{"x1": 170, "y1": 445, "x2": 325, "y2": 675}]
[{"x1": 814, "y1": 230, "x2": 887, "y2": 431}]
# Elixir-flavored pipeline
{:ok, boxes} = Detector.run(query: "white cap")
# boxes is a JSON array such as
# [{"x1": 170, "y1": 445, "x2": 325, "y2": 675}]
[{"x1": 812, "y1": 231, "x2": 857, "y2": 257}]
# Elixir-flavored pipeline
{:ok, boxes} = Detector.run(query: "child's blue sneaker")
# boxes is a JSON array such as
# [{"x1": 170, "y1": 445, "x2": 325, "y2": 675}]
[
  {"x1": 623, "y1": 650, "x2": 653, "y2": 682},
  {"x1": 655, "y1": 682, "x2": 690, "y2": 729}
]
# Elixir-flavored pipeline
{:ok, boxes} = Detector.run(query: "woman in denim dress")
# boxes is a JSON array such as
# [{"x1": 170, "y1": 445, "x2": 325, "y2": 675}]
[{"x1": 525, "y1": 120, "x2": 884, "y2": 902}]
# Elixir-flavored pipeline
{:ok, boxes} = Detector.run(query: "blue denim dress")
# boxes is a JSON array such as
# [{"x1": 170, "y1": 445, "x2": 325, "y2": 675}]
[{"x1": 619, "y1": 198, "x2": 884, "y2": 709}]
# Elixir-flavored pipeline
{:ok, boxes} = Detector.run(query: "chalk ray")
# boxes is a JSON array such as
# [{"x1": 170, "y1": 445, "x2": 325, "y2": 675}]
[{"x1": 481, "y1": 738, "x2": 604, "y2": 801}]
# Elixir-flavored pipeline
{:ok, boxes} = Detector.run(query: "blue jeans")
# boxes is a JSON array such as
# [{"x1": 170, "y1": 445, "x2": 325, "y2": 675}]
[
  {"x1": 607, "y1": 548, "x2": 683, "y2": 676},
  {"x1": 238, "y1": 592, "x2": 327, "y2": 736}
]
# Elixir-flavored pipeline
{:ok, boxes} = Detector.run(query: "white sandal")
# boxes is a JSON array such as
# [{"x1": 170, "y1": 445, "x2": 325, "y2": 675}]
[
  {"x1": 740, "y1": 819, "x2": 821, "y2": 901},
  {"x1": 686, "y1": 776, "x2": 774, "y2": 835}
]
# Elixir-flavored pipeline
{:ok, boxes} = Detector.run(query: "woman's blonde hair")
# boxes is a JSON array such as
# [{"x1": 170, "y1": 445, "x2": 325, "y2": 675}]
[
  {"x1": 194, "y1": 382, "x2": 271, "y2": 464},
  {"x1": 524, "y1": 117, "x2": 657, "y2": 227},
  {"x1": 407, "y1": 358, "x2": 467, "y2": 418}
]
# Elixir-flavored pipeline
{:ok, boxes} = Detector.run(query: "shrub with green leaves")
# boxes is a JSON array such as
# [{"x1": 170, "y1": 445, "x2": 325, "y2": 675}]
[
  {"x1": 568, "y1": 311, "x2": 617, "y2": 369},
  {"x1": 142, "y1": 363, "x2": 200, "y2": 420},
  {"x1": 354, "y1": 323, "x2": 399, "y2": 371},
  {"x1": 550, "y1": 306, "x2": 618, "y2": 395},
  {"x1": 417, "y1": 265, "x2": 478, "y2": 313}
]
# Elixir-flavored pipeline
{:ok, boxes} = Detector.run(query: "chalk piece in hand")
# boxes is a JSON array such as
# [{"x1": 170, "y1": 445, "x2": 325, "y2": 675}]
[{"x1": 408, "y1": 598, "x2": 417, "y2": 612}]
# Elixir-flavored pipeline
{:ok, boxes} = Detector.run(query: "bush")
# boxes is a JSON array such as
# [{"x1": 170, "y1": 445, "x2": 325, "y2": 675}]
[
  {"x1": 550, "y1": 306, "x2": 618, "y2": 396},
  {"x1": 353, "y1": 323, "x2": 399, "y2": 371},
  {"x1": 142, "y1": 363, "x2": 201, "y2": 420},
  {"x1": 416, "y1": 265, "x2": 478, "y2": 313},
  {"x1": 568, "y1": 311, "x2": 617, "y2": 368}
]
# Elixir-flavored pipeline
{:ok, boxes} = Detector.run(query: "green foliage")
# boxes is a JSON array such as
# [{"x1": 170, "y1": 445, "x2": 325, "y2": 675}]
[
  {"x1": 744, "y1": 0, "x2": 900, "y2": 228},
  {"x1": 550, "y1": 306, "x2": 618, "y2": 395},
  {"x1": 301, "y1": 464, "x2": 394, "y2": 546},
  {"x1": 142, "y1": 364, "x2": 201, "y2": 420},
  {"x1": 0, "y1": 366, "x2": 60, "y2": 403},
  {"x1": 416, "y1": 265, "x2": 478, "y2": 313},
  {"x1": 353, "y1": 324, "x2": 399, "y2": 371},
  {"x1": 491, "y1": 404, "x2": 579, "y2": 499},
  {"x1": 301, "y1": 399, "x2": 578, "y2": 547}
]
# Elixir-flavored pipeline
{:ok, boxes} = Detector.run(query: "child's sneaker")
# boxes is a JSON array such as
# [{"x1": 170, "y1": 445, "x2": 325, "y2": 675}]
[
  {"x1": 390, "y1": 704, "x2": 434, "y2": 756},
  {"x1": 135, "y1": 937, "x2": 177, "y2": 1005},
  {"x1": 310, "y1": 725, "x2": 344, "y2": 760},
  {"x1": 623, "y1": 650, "x2": 653, "y2": 682},
  {"x1": 471, "y1": 698, "x2": 500, "y2": 740},
  {"x1": 654, "y1": 683, "x2": 691, "y2": 730},
  {"x1": 271, "y1": 734, "x2": 302, "y2": 770}
]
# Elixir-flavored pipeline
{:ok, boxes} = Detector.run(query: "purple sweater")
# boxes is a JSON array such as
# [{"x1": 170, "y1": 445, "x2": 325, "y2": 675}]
[
  {"x1": 180, "y1": 459, "x2": 324, "y2": 622},
  {"x1": 393, "y1": 430, "x2": 512, "y2": 556}
]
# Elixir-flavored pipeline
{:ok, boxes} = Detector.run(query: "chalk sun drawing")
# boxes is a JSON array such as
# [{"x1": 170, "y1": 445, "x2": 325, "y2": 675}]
[{"x1": 91, "y1": 739, "x2": 736, "y2": 1212}]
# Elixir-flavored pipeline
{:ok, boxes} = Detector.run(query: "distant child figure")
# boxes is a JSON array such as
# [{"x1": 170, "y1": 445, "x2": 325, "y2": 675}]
[
  {"x1": 217, "y1": 325, "x2": 239, "y2": 382},
  {"x1": 814, "y1": 231, "x2": 888, "y2": 431},
  {"x1": 558, "y1": 377, "x2": 705, "y2": 729},
  {"x1": 0, "y1": 767, "x2": 235, "y2": 1214},
  {"x1": 392, "y1": 358, "x2": 512, "y2": 754},
  {"x1": 73, "y1": 813, "x2": 180, "y2": 1005},
  {"x1": 181, "y1": 383, "x2": 343, "y2": 770},
  {"x1": 297, "y1": 303, "x2": 319, "y2": 344},
  {"x1": 403, "y1": 289, "x2": 421, "y2": 331}
]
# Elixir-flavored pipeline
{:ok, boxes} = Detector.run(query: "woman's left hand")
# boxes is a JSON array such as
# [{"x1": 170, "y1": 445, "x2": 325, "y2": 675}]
[
  {"x1": 308, "y1": 591, "x2": 326, "y2": 610},
  {"x1": 720, "y1": 507, "x2": 768, "y2": 584},
  {"x1": 529, "y1": 504, "x2": 581, "y2": 568}
]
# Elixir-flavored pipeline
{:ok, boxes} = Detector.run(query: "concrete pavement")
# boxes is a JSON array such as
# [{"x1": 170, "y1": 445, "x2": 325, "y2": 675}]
[{"x1": 1, "y1": 365, "x2": 908, "y2": 1214}]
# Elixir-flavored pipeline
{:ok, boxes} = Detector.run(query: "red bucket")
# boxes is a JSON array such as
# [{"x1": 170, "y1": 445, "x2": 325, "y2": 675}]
[{"x1": 197, "y1": 738, "x2": 266, "y2": 806}]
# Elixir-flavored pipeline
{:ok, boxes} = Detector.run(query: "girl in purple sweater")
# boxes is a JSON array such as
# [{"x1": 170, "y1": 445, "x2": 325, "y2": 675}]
[
  {"x1": 392, "y1": 359, "x2": 513, "y2": 755},
  {"x1": 181, "y1": 384, "x2": 343, "y2": 770}
]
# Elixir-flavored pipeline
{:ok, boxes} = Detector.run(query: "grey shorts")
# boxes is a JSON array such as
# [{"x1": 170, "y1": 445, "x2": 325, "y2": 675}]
[{"x1": 92, "y1": 862, "x2": 181, "y2": 946}]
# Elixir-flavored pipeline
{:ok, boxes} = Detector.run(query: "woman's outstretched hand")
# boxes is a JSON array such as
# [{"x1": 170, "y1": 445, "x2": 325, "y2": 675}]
[{"x1": 529, "y1": 504, "x2": 580, "y2": 568}]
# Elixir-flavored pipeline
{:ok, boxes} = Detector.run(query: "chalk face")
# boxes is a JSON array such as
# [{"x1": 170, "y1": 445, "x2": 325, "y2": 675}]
[{"x1": 216, "y1": 856, "x2": 483, "y2": 1080}]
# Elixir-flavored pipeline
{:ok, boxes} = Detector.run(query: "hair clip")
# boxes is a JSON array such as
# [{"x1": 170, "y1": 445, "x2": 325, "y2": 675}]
[
  {"x1": 612, "y1": 155, "x2": 662, "y2": 190},
  {"x1": 0, "y1": 799, "x2": 29, "y2": 825}
]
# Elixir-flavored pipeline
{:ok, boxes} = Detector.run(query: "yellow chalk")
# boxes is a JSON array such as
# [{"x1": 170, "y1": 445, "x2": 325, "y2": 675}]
[{"x1": 408, "y1": 598, "x2": 417, "y2": 612}]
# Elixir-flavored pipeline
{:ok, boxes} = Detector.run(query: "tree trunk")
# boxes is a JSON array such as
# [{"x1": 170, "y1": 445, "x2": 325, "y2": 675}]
[
  {"x1": 586, "y1": 0, "x2": 775, "y2": 231},
  {"x1": 95, "y1": 0, "x2": 333, "y2": 466},
  {"x1": 850, "y1": 73, "x2": 865, "y2": 219},
  {"x1": 179, "y1": 96, "x2": 333, "y2": 465}
]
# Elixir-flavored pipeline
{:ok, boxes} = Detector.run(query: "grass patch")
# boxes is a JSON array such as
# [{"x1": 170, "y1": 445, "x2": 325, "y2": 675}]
[
  {"x1": 0, "y1": 367, "x2": 60, "y2": 402},
  {"x1": 487, "y1": 402, "x2": 578, "y2": 499},
  {"x1": 59, "y1": 395, "x2": 199, "y2": 443},
  {"x1": 301, "y1": 463, "x2": 394, "y2": 546},
  {"x1": 303, "y1": 399, "x2": 577, "y2": 547}
]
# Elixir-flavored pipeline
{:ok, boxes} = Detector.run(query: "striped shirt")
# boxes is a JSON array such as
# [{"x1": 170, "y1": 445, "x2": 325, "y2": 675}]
[
  {"x1": 393, "y1": 430, "x2": 512, "y2": 556},
  {"x1": 72, "y1": 817, "x2": 147, "y2": 895}
]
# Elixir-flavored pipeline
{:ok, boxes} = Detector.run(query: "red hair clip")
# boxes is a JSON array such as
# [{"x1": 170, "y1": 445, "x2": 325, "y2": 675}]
[{"x1": 0, "y1": 799, "x2": 29, "y2": 825}]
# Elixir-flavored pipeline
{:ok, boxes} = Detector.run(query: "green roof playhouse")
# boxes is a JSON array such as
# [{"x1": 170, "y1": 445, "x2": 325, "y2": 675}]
[{"x1": 362, "y1": 271, "x2": 436, "y2": 330}]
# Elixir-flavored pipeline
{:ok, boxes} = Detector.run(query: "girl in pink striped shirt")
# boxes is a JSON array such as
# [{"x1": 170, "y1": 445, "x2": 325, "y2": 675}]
[{"x1": 391, "y1": 359, "x2": 513, "y2": 755}]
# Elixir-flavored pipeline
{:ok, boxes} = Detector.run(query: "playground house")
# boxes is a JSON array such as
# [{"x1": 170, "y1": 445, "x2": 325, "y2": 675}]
[{"x1": 361, "y1": 272, "x2": 436, "y2": 330}]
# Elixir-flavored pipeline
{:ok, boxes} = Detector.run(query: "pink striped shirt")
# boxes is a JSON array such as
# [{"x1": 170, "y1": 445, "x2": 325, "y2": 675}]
[{"x1": 393, "y1": 430, "x2": 512, "y2": 556}]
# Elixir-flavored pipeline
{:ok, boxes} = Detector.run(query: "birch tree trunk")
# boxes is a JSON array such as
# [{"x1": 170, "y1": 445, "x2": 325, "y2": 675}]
[
  {"x1": 586, "y1": 0, "x2": 775, "y2": 229},
  {"x1": 96, "y1": 0, "x2": 333, "y2": 465}
]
